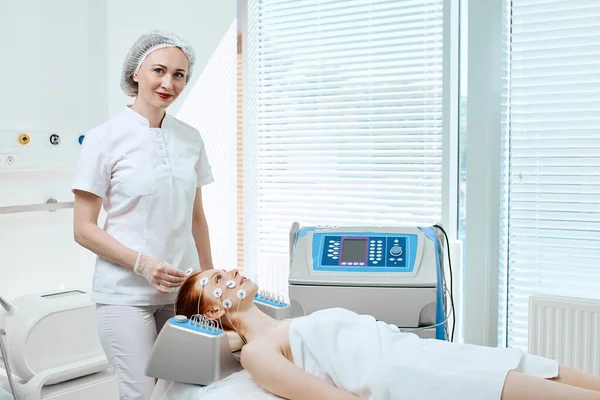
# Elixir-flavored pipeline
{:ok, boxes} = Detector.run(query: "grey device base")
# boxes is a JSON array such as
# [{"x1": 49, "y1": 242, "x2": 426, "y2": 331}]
[
  {"x1": 145, "y1": 318, "x2": 241, "y2": 386},
  {"x1": 255, "y1": 300, "x2": 292, "y2": 320},
  {"x1": 145, "y1": 298, "x2": 290, "y2": 386},
  {"x1": 289, "y1": 285, "x2": 437, "y2": 334}
]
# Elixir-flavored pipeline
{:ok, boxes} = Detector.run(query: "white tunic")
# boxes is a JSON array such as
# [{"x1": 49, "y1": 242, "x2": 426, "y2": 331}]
[
  {"x1": 289, "y1": 308, "x2": 558, "y2": 400},
  {"x1": 72, "y1": 106, "x2": 214, "y2": 306}
]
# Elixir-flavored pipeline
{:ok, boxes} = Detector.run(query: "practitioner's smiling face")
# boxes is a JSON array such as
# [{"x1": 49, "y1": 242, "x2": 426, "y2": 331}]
[{"x1": 133, "y1": 47, "x2": 189, "y2": 110}]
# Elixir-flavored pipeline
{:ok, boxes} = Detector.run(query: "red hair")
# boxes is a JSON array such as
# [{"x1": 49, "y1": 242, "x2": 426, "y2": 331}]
[{"x1": 176, "y1": 272, "x2": 207, "y2": 318}]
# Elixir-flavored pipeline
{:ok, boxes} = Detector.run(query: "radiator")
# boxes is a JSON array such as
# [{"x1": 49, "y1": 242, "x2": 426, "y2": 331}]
[{"x1": 529, "y1": 294, "x2": 600, "y2": 375}]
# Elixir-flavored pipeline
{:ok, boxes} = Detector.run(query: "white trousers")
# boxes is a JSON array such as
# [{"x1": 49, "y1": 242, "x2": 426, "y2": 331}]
[{"x1": 96, "y1": 304, "x2": 175, "y2": 400}]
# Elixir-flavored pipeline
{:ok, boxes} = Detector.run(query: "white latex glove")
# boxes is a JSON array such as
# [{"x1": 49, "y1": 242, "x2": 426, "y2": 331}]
[{"x1": 134, "y1": 253, "x2": 187, "y2": 294}]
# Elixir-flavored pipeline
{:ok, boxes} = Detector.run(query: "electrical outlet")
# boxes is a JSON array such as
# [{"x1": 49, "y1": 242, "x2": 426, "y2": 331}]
[{"x1": 0, "y1": 154, "x2": 18, "y2": 168}]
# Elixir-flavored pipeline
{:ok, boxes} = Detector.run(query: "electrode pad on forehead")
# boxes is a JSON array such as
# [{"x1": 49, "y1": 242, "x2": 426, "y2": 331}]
[{"x1": 226, "y1": 280, "x2": 236, "y2": 289}]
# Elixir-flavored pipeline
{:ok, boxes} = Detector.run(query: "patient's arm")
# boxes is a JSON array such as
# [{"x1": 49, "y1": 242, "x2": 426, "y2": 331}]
[{"x1": 241, "y1": 342, "x2": 359, "y2": 400}]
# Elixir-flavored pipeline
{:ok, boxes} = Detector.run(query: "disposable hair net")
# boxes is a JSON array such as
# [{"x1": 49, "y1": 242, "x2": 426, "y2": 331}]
[{"x1": 120, "y1": 30, "x2": 196, "y2": 97}]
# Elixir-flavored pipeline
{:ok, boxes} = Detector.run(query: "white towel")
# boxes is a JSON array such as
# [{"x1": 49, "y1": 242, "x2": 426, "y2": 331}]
[
  {"x1": 289, "y1": 308, "x2": 557, "y2": 400},
  {"x1": 151, "y1": 371, "x2": 279, "y2": 400}
]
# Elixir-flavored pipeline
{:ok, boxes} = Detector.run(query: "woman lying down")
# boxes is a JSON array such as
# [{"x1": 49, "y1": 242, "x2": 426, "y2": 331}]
[{"x1": 175, "y1": 269, "x2": 600, "y2": 400}]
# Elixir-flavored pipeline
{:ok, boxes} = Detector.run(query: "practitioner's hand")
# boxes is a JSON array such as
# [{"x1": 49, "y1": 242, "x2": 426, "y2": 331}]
[{"x1": 134, "y1": 254, "x2": 187, "y2": 294}]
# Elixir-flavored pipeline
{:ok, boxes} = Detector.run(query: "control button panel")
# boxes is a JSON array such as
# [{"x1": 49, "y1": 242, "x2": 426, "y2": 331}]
[{"x1": 318, "y1": 234, "x2": 413, "y2": 270}]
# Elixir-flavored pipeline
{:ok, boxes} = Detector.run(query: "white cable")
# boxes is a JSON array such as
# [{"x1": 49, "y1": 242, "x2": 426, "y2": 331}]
[
  {"x1": 404, "y1": 231, "x2": 457, "y2": 341},
  {"x1": 220, "y1": 297, "x2": 247, "y2": 345},
  {"x1": 402, "y1": 286, "x2": 453, "y2": 333}
]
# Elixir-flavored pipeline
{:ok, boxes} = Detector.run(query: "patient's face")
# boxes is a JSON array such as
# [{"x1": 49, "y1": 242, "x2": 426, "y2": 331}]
[{"x1": 196, "y1": 269, "x2": 258, "y2": 314}]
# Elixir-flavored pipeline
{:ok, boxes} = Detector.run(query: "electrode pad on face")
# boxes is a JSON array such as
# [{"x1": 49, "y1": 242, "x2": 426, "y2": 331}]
[
  {"x1": 236, "y1": 290, "x2": 247, "y2": 300},
  {"x1": 226, "y1": 280, "x2": 236, "y2": 289},
  {"x1": 199, "y1": 277, "x2": 209, "y2": 286},
  {"x1": 213, "y1": 288, "x2": 222, "y2": 298},
  {"x1": 223, "y1": 299, "x2": 233, "y2": 309}
]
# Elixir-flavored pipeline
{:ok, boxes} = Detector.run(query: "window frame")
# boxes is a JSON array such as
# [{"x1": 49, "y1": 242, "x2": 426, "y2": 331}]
[{"x1": 463, "y1": 0, "x2": 511, "y2": 347}]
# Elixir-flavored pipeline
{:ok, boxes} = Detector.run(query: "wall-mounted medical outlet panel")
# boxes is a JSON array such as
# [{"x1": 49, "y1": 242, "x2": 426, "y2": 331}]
[{"x1": 0, "y1": 130, "x2": 84, "y2": 170}]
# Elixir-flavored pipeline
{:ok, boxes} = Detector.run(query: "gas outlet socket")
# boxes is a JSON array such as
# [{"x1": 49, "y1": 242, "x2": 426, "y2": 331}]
[{"x1": 0, "y1": 154, "x2": 18, "y2": 168}]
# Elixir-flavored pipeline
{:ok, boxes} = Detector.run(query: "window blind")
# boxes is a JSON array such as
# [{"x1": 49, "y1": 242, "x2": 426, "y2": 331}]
[
  {"x1": 503, "y1": 0, "x2": 600, "y2": 350},
  {"x1": 246, "y1": 0, "x2": 445, "y2": 294}
]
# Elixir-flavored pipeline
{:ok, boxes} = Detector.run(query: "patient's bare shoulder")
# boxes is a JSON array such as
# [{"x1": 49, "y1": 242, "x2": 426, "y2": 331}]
[
  {"x1": 241, "y1": 320, "x2": 294, "y2": 364},
  {"x1": 271, "y1": 320, "x2": 294, "y2": 362}
]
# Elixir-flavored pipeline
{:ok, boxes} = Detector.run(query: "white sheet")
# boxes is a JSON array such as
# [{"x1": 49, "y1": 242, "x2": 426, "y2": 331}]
[
  {"x1": 151, "y1": 370, "x2": 279, "y2": 400},
  {"x1": 289, "y1": 308, "x2": 557, "y2": 400}
]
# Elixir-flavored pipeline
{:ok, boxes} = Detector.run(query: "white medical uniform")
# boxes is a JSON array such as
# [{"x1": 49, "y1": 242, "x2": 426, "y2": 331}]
[
  {"x1": 72, "y1": 106, "x2": 214, "y2": 400},
  {"x1": 72, "y1": 105, "x2": 214, "y2": 305}
]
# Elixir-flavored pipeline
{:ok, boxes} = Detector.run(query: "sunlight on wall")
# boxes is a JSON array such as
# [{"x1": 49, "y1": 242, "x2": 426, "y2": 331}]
[{"x1": 176, "y1": 20, "x2": 238, "y2": 271}]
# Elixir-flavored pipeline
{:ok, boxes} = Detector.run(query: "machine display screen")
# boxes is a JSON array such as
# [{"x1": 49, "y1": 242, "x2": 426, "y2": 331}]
[{"x1": 341, "y1": 238, "x2": 367, "y2": 263}]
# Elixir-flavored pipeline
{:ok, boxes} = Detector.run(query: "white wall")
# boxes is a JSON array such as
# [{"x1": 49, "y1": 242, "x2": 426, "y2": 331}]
[
  {"x1": 0, "y1": 0, "x2": 109, "y2": 133},
  {"x1": 0, "y1": 0, "x2": 108, "y2": 301},
  {"x1": 175, "y1": 22, "x2": 239, "y2": 272},
  {"x1": 0, "y1": 0, "x2": 236, "y2": 302}
]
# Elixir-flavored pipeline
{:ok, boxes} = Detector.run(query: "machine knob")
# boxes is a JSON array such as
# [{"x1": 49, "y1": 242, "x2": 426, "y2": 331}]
[{"x1": 390, "y1": 246, "x2": 403, "y2": 256}]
